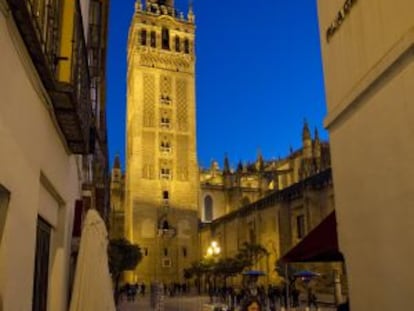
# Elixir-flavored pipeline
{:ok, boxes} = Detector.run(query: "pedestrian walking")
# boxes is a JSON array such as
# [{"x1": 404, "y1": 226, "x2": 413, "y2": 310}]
[
  {"x1": 307, "y1": 288, "x2": 318, "y2": 309},
  {"x1": 140, "y1": 282, "x2": 146, "y2": 296}
]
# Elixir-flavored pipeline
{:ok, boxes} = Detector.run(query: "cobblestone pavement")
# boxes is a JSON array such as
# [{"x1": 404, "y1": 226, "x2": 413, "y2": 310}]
[
  {"x1": 117, "y1": 295, "x2": 209, "y2": 311},
  {"x1": 117, "y1": 295, "x2": 337, "y2": 311}
]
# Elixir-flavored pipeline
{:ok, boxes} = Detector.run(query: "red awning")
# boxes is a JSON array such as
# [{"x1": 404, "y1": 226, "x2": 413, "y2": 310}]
[{"x1": 280, "y1": 211, "x2": 344, "y2": 262}]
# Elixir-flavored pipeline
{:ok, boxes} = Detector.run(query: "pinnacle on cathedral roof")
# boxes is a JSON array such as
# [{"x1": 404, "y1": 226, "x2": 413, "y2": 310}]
[
  {"x1": 314, "y1": 127, "x2": 320, "y2": 141},
  {"x1": 302, "y1": 119, "x2": 311, "y2": 141},
  {"x1": 223, "y1": 154, "x2": 230, "y2": 174},
  {"x1": 256, "y1": 151, "x2": 264, "y2": 171},
  {"x1": 187, "y1": 0, "x2": 195, "y2": 22},
  {"x1": 113, "y1": 154, "x2": 121, "y2": 169}
]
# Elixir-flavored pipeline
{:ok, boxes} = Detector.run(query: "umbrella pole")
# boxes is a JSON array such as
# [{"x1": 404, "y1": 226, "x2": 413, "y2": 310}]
[{"x1": 285, "y1": 264, "x2": 290, "y2": 311}]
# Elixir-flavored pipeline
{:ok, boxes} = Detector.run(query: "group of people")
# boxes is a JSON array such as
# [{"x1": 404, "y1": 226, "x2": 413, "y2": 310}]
[
  {"x1": 120, "y1": 280, "x2": 348, "y2": 311},
  {"x1": 207, "y1": 284, "x2": 319, "y2": 311},
  {"x1": 161, "y1": 282, "x2": 190, "y2": 296},
  {"x1": 119, "y1": 282, "x2": 146, "y2": 301}
]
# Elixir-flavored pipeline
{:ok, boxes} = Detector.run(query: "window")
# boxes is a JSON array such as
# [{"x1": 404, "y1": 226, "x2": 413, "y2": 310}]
[
  {"x1": 160, "y1": 95, "x2": 171, "y2": 105},
  {"x1": 160, "y1": 117, "x2": 170, "y2": 128},
  {"x1": 184, "y1": 38, "x2": 189, "y2": 53},
  {"x1": 182, "y1": 247, "x2": 187, "y2": 258},
  {"x1": 160, "y1": 168, "x2": 171, "y2": 179},
  {"x1": 296, "y1": 215, "x2": 306, "y2": 239},
  {"x1": 175, "y1": 36, "x2": 180, "y2": 52},
  {"x1": 162, "y1": 258, "x2": 171, "y2": 267},
  {"x1": 140, "y1": 29, "x2": 147, "y2": 45},
  {"x1": 0, "y1": 185, "x2": 10, "y2": 242},
  {"x1": 164, "y1": 248, "x2": 168, "y2": 256},
  {"x1": 163, "y1": 191, "x2": 169, "y2": 200},
  {"x1": 162, "y1": 27, "x2": 170, "y2": 50},
  {"x1": 143, "y1": 248, "x2": 148, "y2": 256},
  {"x1": 162, "y1": 220, "x2": 169, "y2": 230},
  {"x1": 150, "y1": 31, "x2": 156, "y2": 47},
  {"x1": 160, "y1": 141, "x2": 171, "y2": 153},
  {"x1": 149, "y1": 3, "x2": 158, "y2": 13},
  {"x1": 204, "y1": 195, "x2": 213, "y2": 222},
  {"x1": 32, "y1": 217, "x2": 51, "y2": 311}
]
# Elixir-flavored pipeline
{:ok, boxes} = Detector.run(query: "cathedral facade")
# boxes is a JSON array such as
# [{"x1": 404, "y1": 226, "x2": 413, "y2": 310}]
[
  {"x1": 198, "y1": 123, "x2": 337, "y2": 286},
  {"x1": 199, "y1": 122, "x2": 331, "y2": 222}
]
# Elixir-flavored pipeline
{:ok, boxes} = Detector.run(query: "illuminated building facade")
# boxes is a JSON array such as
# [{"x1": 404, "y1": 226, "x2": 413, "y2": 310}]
[
  {"x1": 199, "y1": 124, "x2": 337, "y2": 286},
  {"x1": 0, "y1": 0, "x2": 110, "y2": 310},
  {"x1": 121, "y1": 0, "x2": 199, "y2": 283}
]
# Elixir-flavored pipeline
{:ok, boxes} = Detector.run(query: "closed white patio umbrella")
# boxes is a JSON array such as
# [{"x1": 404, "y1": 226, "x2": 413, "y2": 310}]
[{"x1": 69, "y1": 209, "x2": 116, "y2": 311}]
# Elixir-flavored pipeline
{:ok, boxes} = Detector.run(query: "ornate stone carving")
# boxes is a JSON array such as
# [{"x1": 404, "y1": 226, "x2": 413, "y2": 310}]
[
  {"x1": 160, "y1": 74, "x2": 172, "y2": 98},
  {"x1": 176, "y1": 135, "x2": 189, "y2": 181},
  {"x1": 176, "y1": 78, "x2": 188, "y2": 131},
  {"x1": 143, "y1": 73, "x2": 155, "y2": 127},
  {"x1": 139, "y1": 51, "x2": 193, "y2": 72}
]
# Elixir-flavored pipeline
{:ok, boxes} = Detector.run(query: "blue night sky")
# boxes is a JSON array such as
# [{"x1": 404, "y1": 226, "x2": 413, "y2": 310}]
[{"x1": 106, "y1": 0, "x2": 328, "y2": 170}]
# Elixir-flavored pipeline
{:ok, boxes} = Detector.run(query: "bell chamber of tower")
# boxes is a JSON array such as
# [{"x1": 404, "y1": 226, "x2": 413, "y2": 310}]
[{"x1": 124, "y1": 0, "x2": 199, "y2": 284}]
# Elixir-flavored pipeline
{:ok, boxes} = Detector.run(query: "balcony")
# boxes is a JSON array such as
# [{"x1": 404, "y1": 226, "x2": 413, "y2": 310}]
[{"x1": 7, "y1": 0, "x2": 93, "y2": 154}]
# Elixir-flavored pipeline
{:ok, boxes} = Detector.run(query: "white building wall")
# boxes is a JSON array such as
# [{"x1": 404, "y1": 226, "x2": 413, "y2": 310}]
[
  {"x1": 0, "y1": 7, "x2": 81, "y2": 311},
  {"x1": 80, "y1": 0, "x2": 91, "y2": 40},
  {"x1": 318, "y1": 0, "x2": 414, "y2": 310}
]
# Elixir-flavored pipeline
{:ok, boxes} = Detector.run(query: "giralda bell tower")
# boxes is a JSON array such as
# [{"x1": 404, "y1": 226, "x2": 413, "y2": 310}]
[{"x1": 125, "y1": 0, "x2": 199, "y2": 283}]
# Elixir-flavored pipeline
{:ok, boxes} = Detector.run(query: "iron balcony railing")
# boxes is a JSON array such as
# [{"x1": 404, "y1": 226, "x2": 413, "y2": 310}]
[
  {"x1": 7, "y1": 0, "x2": 93, "y2": 154},
  {"x1": 64, "y1": 0, "x2": 93, "y2": 153},
  {"x1": 25, "y1": 0, "x2": 61, "y2": 75}
]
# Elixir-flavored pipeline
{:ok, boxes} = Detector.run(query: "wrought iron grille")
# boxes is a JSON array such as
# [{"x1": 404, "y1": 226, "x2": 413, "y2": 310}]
[
  {"x1": 71, "y1": 0, "x2": 92, "y2": 148},
  {"x1": 25, "y1": 0, "x2": 62, "y2": 75}
]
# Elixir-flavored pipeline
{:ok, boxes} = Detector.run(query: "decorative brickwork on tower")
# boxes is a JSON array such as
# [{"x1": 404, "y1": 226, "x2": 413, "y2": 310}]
[{"x1": 122, "y1": 0, "x2": 199, "y2": 284}]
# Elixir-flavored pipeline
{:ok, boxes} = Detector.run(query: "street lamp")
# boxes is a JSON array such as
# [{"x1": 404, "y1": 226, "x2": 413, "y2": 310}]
[
  {"x1": 206, "y1": 241, "x2": 221, "y2": 257},
  {"x1": 205, "y1": 241, "x2": 221, "y2": 302}
]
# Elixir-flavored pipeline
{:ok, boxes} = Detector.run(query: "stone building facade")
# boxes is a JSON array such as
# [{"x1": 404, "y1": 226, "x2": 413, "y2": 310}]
[
  {"x1": 199, "y1": 122, "x2": 330, "y2": 222},
  {"x1": 317, "y1": 0, "x2": 414, "y2": 309},
  {"x1": 199, "y1": 124, "x2": 336, "y2": 286}
]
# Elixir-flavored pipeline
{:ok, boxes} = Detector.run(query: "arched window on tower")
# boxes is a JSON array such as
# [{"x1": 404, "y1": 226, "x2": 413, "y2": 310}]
[
  {"x1": 162, "y1": 220, "x2": 169, "y2": 230},
  {"x1": 204, "y1": 195, "x2": 213, "y2": 222},
  {"x1": 160, "y1": 116, "x2": 170, "y2": 128},
  {"x1": 160, "y1": 140, "x2": 171, "y2": 153},
  {"x1": 162, "y1": 28, "x2": 170, "y2": 50},
  {"x1": 160, "y1": 167, "x2": 171, "y2": 179},
  {"x1": 184, "y1": 38, "x2": 189, "y2": 54},
  {"x1": 150, "y1": 31, "x2": 156, "y2": 47},
  {"x1": 140, "y1": 29, "x2": 147, "y2": 45},
  {"x1": 175, "y1": 36, "x2": 180, "y2": 52}
]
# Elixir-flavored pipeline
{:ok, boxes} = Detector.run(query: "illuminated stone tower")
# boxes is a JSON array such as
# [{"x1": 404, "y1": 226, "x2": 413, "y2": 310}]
[{"x1": 125, "y1": 0, "x2": 199, "y2": 283}]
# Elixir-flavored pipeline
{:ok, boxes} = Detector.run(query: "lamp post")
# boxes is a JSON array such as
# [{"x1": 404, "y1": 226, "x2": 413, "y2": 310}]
[{"x1": 205, "y1": 241, "x2": 220, "y2": 302}]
